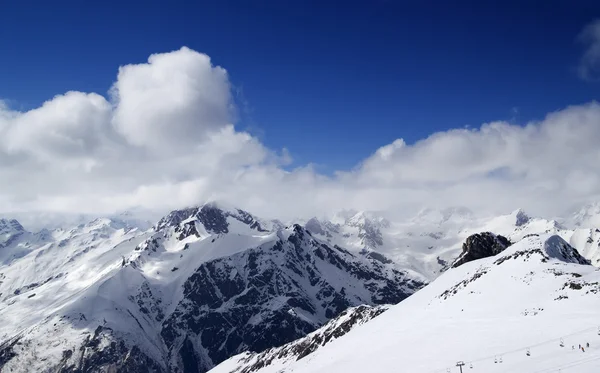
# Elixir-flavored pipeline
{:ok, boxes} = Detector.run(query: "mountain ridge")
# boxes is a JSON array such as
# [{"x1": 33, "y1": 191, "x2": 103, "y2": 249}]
[{"x1": 1, "y1": 203, "x2": 600, "y2": 372}]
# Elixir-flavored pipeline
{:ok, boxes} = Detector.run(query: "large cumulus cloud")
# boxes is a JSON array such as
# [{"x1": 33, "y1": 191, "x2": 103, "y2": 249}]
[{"x1": 1, "y1": 47, "x2": 600, "y2": 224}]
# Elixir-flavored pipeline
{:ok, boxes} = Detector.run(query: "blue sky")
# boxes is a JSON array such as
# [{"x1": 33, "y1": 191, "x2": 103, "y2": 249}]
[{"x1": 1, "y1": 0, "x2": 599, "y2": 172}]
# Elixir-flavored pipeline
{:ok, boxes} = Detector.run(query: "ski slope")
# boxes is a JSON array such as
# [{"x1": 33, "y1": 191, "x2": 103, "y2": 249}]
[{"x1": 211, "y1": 234, "x2": 600, "y2": 373}]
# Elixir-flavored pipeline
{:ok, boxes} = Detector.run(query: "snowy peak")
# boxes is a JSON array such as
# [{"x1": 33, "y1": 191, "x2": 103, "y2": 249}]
[
  {"x1": 0, "y1": 218, "x2": 31, "y2": 264},
  {"x1": 305, "y1": 217, "x2": 325, "y2": 235},
  {"x1": 0, "y1": 218, "x2": 25, "y2": 237},
  {"x1": 155, "y1": 202, "x2": 268, "y2": 237},
  {"x1": 569, "y1": 202, "x2": 600, "y2": 228},
  {"x1": 343, "y1": 211, "x2": 389, "y2": 249},
  {"x1": 493, "y1": 234, "x2": 590, "y2": 266},
  {"x1": 482, "y1": 208, "x2": 566, "y2": 243},
  {"x1": 512, "y1": 208, "x2": 530, "y2": 226},
  {"x1": 344, "y1": 211, "x2": 390, "y2": 229},
  {"x1": 83, "y1": 217, "x2": 130, "y2": 231},
  {"x1": 542, "y1": 235, "x2": 590, "y2": 265}
]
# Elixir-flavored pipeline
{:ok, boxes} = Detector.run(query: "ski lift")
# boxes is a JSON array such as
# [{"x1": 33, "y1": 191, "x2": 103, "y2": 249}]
[
  {"x1": 597, "y1": 326, "x2": 600, "y2": 336},
  {"x1": 526, "y1": 348, "x2": 531, "y2": 356},
  {"x1": 469, "y1": 362, "x2": 473, "y2": 369},
  {"x1": 494, "y1": 356, "x2": 498, "y2": 363},
  {"x1": 446, "y1": 369, "x2": 451, "y2": 373},
  {"x1": 560, "y1": 338, "x2": 565, "y2": 347},
  {"x1": 499, "y1": 356, "x2": 503, "y2": 363}
]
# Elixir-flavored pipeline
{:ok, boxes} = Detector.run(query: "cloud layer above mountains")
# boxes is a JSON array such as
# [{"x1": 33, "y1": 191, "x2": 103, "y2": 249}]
[{"x1": 1, "y1": 47, "x2": 600, "y2": 222}]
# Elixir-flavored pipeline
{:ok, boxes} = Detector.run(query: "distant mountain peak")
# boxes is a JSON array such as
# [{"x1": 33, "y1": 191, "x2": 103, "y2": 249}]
[
  {"x1": 570, "y1": 201, "x2": 600, "y2": 228},
  {"x1": 542, "y1": 235, "x2": 590, "y2": 265},
  {"x1": 511, "y1": 208, "x2": 531, "y2": 227},
  {"x1": 345, "y1": 211, "x2": 390, "y2": 229},
  {"x1": 0, "y1": 218, "x2": 24, "y2": 234},
  {"x1": 154, "y1": 203, "x2": 268, "y2": 238},
  {"x1": 511, "y1": 208, "x2": 530, "y2": 226}
]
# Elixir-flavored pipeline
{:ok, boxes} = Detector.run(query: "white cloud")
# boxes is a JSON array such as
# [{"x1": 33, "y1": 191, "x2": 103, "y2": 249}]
[
  {"x1": 1, "y1": 47, "x2": 600, "y2": 226},
  {"x1": 577, "y1": 19, "x2": 600, "y2": 81},
  {"x1": 111, "y1": 47, "x2": 233, "y2": 152},
  {"x1": 1, "y1": 92, "x2": 112, "y2": 167}
]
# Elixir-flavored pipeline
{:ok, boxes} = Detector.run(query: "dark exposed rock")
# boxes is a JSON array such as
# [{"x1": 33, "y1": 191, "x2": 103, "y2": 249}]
[
  {"x1": 452, "y1": 232, "x2": 511, "y2": 268},
  {"x1": 176, "y1": 221, "x2": 200, "y2": 241},
  {"x1": 155, "y1": 207, "x2": 199, "y2": 232},
  {"x1": 515, "y1": 209, "x2": 530, "y2": 226},
  {"x1": 0, "y1": 218, "x2": 24, "y2": 235},
  {"x1": 155, "y1": 204, "x2": 268, "y2": 240},
  {"x1": 159, "y1": 225, "x2": 424, "y2": 372},
  {"x1": 0, "y1": 336, "x2": 20, "y2": 366},
  {"x1": 195, "y1": 205, "x2": 229, "y2": 234}
]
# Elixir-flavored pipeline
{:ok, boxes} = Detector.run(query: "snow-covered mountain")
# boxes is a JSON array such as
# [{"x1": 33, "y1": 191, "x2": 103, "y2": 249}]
[
  {"x1": 302, "y1": 206, "x2": 600, "y2": 279},
  {"x1": 302, "y1": 208, "x2": 541, "y2": 279},
  {"x1": 212, "y1": 233, "x2": 600, "y2": 373},
  {"x1": 1, "y1": 202, "x2": 600, "y2": 373},
  {"x1": 0, "y1": 203, "x2": 424, "y2": 372}
]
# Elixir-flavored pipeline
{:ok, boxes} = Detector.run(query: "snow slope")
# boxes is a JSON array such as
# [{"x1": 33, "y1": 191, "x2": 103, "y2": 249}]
[{"x1": 212, "y1": 234, "x2": 600, "y2": 373}]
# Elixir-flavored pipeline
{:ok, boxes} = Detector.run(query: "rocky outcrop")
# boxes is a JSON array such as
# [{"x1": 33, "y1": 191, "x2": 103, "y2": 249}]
[{"x1": 452, "y1": 232, "x2": 511, "y2": 268}]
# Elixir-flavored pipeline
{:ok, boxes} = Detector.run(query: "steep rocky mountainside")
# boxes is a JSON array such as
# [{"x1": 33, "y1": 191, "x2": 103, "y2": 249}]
[{"x1": 0, "y1": 204, "x2": 425, "y2": 373}]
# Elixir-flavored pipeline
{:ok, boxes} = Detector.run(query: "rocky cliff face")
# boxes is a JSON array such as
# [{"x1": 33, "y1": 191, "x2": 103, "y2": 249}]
[
  {"x1": 452, "y1": 232, "x2": 512, "y2": 268},
  {"x1": 160, "y1": 224, "x2": 424, "y2": 372}
]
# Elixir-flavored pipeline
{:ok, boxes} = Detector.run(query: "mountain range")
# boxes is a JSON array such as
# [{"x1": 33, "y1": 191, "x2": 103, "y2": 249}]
[{"x1": 0, "y1": 202, "x2": 599, "y2": 372}]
